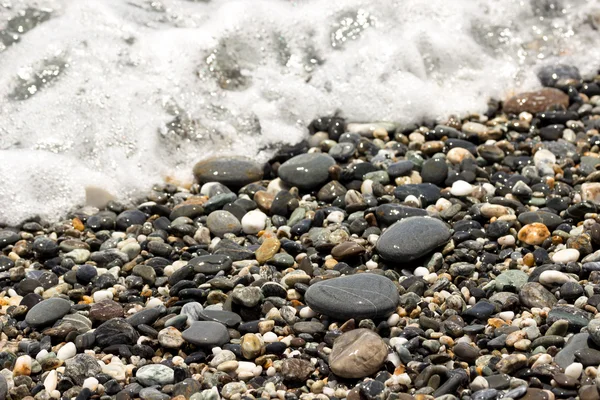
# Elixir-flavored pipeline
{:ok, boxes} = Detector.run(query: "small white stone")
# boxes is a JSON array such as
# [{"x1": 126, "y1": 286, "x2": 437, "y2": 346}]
[
  {"x1": 241, "y1": 210, "x2": 268, "y2": 234},
  {"x1": 44, "y1": 370, "x2": 58, "y2": 392},
  {"x1": 361, "y1": 180, "x2": 374, "y2": 195},
  {"x1": 552, "y1": 248, "x2": 580, "y2": 264},
  {"x1": 267, "y1": 366, "x2": 276, "y2": 377},
  {"x1": 365, "y1": 260, "x2": 378, "y2": 270},
  {"x1": 450, "y1": 180, "x2": 473, "y2": 196},
  {"x1": 93, "y1": 290, "x2": 113, "y2": 302},
  {"x1": 83, "y1": 377, "x2": 99, "y2": 391},
  {"x1": 267, "y1": 178, "x2": 289, "y2": 194},
  {"x1": 299, "y1": 307, "x2": 317, "y2": 319},
  {"x1": 146, "y1": 297, "x2": 164, "y2": 308},
  {"x1": 262, "y1": 332, "x2": 278, "y2": 343},
  {"x1": 436, "y1": 198, "x2": 453, "y2": 211},
  {"x1": 387, "y1": 313, "x2": 400, "y2": 326},
  {"x1": 565, "y1": 362, "x2": 583, "y2": 379},
  {"x1": 57, "y1": 342, "x2": 77, "y2": 361},
  {"x1": 326, "y1": 211, "x2": 345, "y2": 224},
  {"x1": 414, "y1": 267, "x2": 429, "y2": 277},
  {"x1": 36, "y1": 349, "x2": 49, "y2": 361},
  {"x1": 539, "y1": 270, "x2": 571, "y2": 286},
  {"x1": 498, "y1": 235, "x2": 516, "y2": 246},
  {"x1": 404, "y1": 195, "x2": 421, "y2": 206},
  {"x1": 498, "y1": 311, "x2": 514, "y2": 322}
]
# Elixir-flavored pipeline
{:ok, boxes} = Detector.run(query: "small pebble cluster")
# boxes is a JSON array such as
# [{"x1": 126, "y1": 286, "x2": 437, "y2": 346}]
[{"x1": 2, "y1": 63, "x2": 600, "y2": 400}]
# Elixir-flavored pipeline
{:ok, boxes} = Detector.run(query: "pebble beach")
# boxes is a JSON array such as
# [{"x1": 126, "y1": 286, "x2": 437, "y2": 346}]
[{"x1": 2, "y1": 63, "x2": 600, "y2": 400}]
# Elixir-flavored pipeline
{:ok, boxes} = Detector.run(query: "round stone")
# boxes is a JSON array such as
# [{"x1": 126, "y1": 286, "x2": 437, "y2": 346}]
[
  {"x1": 241, "y1": 210, "x2": 267, "y2": 234},
  {"x1": 94, "y1": 318, "x2": 139, "y2": 347},
  {"x1": 305, "y1": 274, "x2": 399, "y2": 320},
  {"x1": 193, "y1": 157, "x2": 264, "y2": 187},
  {"x1": 552, "y1": 248, "x2": 580, "y2": 264},
  {"x1": 25, "y1": 298, "x2": 71, "y2": 328},
  {"x1": 450, "y1": 180, "x2": 473, "y2": 196},
  {"x1": 519, "y1": 282, "x2": 557, "y2": 309},
  {"x1": 329, "y1": 329, "x2": 388, "y2": 379},
  {"x1": 421, "y1": 158, "x2": 448, "y2": 186},
  {"x1": 376, "y1": 217, "x2": 451, "y2": 262},
  {"x1": 136, "y1": 364, "x2": 175, "y2": 386},
  {"x1": 517, "y1": 223, "x2": 550, "y2": 246},
  {"x1": 182, "y1": 321, "x2": 230, "y2": 347},
  {"x1": 277, "y1": 153, "x2": 336, "y2": 189},
  {"x1": 158, "y1": 327, "x2": 184, "y2": 348},
  {"x1": 206, "y1": 210, "x2": 242, "y2": 238},
  {"x1": 116, "y1": 210, "x2": 147, "y2": 230}
]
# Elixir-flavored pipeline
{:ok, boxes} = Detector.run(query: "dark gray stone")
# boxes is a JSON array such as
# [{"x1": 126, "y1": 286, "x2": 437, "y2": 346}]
[
  {"x1": 189, "y1": 254, "x2": 233, "y2": 274},
  {"x1": 25, "y1": 298, "x2": 71, "y2": 328},
  {"x1": 182, "y1": 321, "x2": 230, "y2": 347},
  {"x1": 193, "y1": 157, "x2": 264, "y2": 187},
  {"x1": 305, "y1": 274, "x2": 399, "y2": 319},
  {"x1": 376, "y1": 217, "x2": 451, "y2": 262},
  {"x1": 278, "y1": 153, "x2": 336, "y2": 189}
]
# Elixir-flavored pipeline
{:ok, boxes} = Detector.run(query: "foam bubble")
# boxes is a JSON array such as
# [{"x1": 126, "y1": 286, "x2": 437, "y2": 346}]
[{"x1": 0, "y1": 0, "x2": 599, "y2": 225}]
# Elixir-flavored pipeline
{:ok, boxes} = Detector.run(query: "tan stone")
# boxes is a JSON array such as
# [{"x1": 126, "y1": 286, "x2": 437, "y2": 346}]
[
  {"x1": 256, "y1": 237, "x2": 280, "y2": 264},
  {"x1": 503, "y1": 88, "x2": 569, "y2": 114},
  {"x1": 518, "y1": 223, "x2": 550, "y2": 245},
  {"x1": 582, "y1": 182, "x2": 600, "y2": 204},
  {"x1": 447, "y1": 147, "x2": 475, "y2": 165},
  {"x1": 241, "y1": 333, "x2": 263, "y2": 359},
  {"x1": 254, "y1": 191, "x2": 274, "y2": 213},
  {"x1": 329, "y1": 328, "x2": 388, "y2": 379}
]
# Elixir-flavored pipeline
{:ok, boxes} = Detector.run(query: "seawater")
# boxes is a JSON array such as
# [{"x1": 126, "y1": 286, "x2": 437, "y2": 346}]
[{"x1": 0, "y1": 0, "x2": 599, "y2": 225}]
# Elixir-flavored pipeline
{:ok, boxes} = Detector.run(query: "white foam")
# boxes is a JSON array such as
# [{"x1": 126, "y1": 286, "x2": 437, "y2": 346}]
[{"x1": 0, "y1": 0, "x2": 599, "y2": 225}]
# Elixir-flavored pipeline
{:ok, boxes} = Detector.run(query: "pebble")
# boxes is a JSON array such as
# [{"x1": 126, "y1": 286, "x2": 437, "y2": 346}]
[
  {"x1": 25, "y1": 297, "x2": 71, "y2": 328},
  {"x1": 328, "y1": 329, "x2": 388, "y2": 378},
  {"x1": 517, "y1": 223, "x2": 550, "y2": 246},
  {"x1": 553, "y1": 248, "x2": 580, "y2": 263},
  {"x1": 277, "y1": 153, "x2": 336, "y2": 189},
  {"x1": 305, "y1": 273, "x2": 399, "y2": 319},
  {"x1": 182, "y1": 321, "x2": 230, "y2": 347},
  {"x1": 450, "y1": 180, "x2": 473, "y2": 196},
  {"x1": 136, "y1": 364, "x2": 175, "y2": 386},
  {"x1": 193, "y1": 157, "x2": 264, "y2": 187},
  {"x1": 376, "y1": 216, "x2": 451, "y2": 262}
]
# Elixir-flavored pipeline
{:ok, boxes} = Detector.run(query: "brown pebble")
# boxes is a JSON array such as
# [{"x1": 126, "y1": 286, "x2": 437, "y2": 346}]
[
  {"x1": 517, "y1": 223, "x2": 550, "y2": 246},
  {"x1": 254, "y1": 191, "x2": 274, "y2": 213},
  {"x1": 503, "y1": 88, "x2": 569, "y2": 114},
  {"x1": 329, "y1": 328, "x2": 388, "y2": 379},
  {"x1": 256, "y1": 237, "x2": 280, "y2": 264},
  {"x1": 330, "y1": 241, "x2": 366, "y2": 259}
]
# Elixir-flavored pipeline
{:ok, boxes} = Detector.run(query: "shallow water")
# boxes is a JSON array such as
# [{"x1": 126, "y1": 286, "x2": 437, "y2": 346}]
[{"x1": 0, "y1": 0, "x2": 599, "y2": 225}]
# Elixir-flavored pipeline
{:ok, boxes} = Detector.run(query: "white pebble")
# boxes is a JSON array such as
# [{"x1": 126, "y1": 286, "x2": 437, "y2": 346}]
[
  {"x1": 365, "y1": 260, "x2": 378, "y2": 270},
  {"x1": 262, "y1": 332, "x2": 278, "y2": 343},
  {"x1": 44, "y1": 370, "x2": 58, "y2": 392},
  {"x1": 539, "y1": 270, "x2": 571, "y2": 286},
  {"x1": 498, "y1": 311, "x2": 514, "y2": 322},
  {"x1": 361, "y1": 179, "x2": 373, "y2": 195},
  {"x1": 565, "y1": 362, "x2": 583, "y2": 379},
  {"x1": 83, "y1": 377, "x2": 99, "y2": 392},
  {"x1": 93, "y1": 290, "x2": 113, "y2": 302},
  {"x1": 57, "y1": 342, "x2": 77, "y2": 361},
  {"x1": 241, "y1": 210, "x2": 268, "y2": 234},
  {"x1": 414, "y1": 267, "x2": 429, "y2": 277},
  {"x1": 498, "y1": 235, "x2": 515, "y2": 246},
  {"x1": 299, "y1": 307, "x2": 317, "y2": 319},
  {"x1": 146, "y1": 297, "x2": 163, "y2": 308},
  {"x1": 387, "y1": 313, "x2": 400, "y2": 326},
  {"x1": 552, "y1": 248, "x2": 580, "y2": 264},
  {"x1": 326, "y1": 211, "x2": 345, "y2": 224},
  {"x1": 450, "y1": 180, "x2": 473, "y2": 196},
  {"x1": 267, "y1": 366, "x2": 276, "y2": 377}
]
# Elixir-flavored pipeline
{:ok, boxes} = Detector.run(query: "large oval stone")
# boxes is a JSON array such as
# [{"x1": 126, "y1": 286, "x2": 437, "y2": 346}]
[
  {"x1": 329, "y1": 329, "x2": 388, "y2": 379},
  {"x1": 277, "y1": 153, "x2": 336, "y2": 189},
  {"x1": 193, "y1": 157, "x2": 264, "y2": 187},
  {"x1": 25, "y1": 298, "x2": 71, "y2": 328},
  {"x1": 503, "y1": 88, "x2": 569, "y2": 114},
  {"x1": 182, "y1": 321, "x2": 230, "y2": 347},
  {"x1": 305, "y1": 274, "x2": 399, "y2": 320},
  {"x1": 375, "y1": 217, "x2": 451, "y2": 262}
]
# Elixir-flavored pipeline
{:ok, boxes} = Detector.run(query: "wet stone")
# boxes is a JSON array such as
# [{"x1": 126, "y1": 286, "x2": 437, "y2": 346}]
[{"x1": 305, "y1": 274, "x2": 399, "y2": 320}]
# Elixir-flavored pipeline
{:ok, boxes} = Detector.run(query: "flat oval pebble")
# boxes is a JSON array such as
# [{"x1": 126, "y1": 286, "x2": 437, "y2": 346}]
[
  {"x1": 329, "y1": 329, "x2": 388, "y2": 378},
  {"x1": 189, "y1": 254, "x2": 233, "y2": 274},
  {"x1": 193, "y1": 156, "x2": 264, "y2": 187},
  {"x1": 182, "y1": 321, "x2": 230, "y2": 347},
  {"x1": 305, "y1": 274, "x2": 399, "y2": 319},
  {"x1": 376, "y1": 216, "x2": 451, "y2": 262},
  {"x1": 25, "y1": 298, "x2": 71, "y2": 328},
  {"x1": 277, "y1": 153, "x2": 336, "y2": 189}
]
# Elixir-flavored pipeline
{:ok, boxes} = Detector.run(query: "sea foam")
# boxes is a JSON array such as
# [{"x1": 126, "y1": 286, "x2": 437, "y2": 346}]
[{"x1": 0, "y1": 0, "x2": 599, "y2": 225}]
